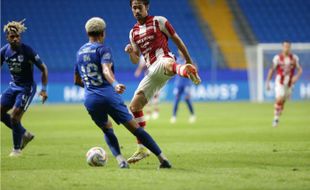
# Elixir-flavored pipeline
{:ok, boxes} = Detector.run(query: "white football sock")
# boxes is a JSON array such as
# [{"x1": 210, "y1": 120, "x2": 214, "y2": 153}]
[{"x1": 116, "y1": 155, "x2": 126, "y2": 164}]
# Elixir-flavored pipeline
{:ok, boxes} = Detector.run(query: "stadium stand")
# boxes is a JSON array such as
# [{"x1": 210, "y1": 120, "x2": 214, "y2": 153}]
[
  {"x1": 1, "y1": 0, "x2": 212, "y2": 72},
  {"x1": 237, "y1": 0, "x2": 310, "y2": 42},
  {"x1": 192, "y1": 0, "x2": 247, "y2": 69}
]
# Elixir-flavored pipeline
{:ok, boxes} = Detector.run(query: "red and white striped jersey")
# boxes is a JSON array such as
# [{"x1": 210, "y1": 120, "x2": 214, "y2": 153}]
[
  {"x1": 272, "y1": 53, "x2": 300, "y2": 87},
  {"x1": 129, "y1": 15, "x2": 176, "y2": 67}
]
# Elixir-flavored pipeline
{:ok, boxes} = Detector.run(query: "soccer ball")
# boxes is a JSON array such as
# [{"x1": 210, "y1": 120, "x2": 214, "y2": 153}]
[{"x1": 86, "y1": 147, "x2": 108, "y2": 167}]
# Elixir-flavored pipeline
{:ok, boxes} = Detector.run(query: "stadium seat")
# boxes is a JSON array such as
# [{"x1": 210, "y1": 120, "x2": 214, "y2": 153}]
[
  {"x1": 1, "y1": 0, "x2": 212, "y2": 72},
  {"x1": 237, "y1": 0, "x2": 310, "y2": 43}
]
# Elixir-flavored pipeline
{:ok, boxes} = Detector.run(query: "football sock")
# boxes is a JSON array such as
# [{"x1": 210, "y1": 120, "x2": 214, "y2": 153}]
[
  {"x1": 116, "y1": 155, "x2": 126, "y2": 165},
  {"x1": 172, "y1": 63, "x2": 189, "y2": 77},
  {"x1": 173, "y1": 97, "x2": 181, "y2": 117},
  {"x1": 103, "y1": 128, "x2": 121, "y2": 157},
  {"x1": 1, "y1": 113, "x2": 12, "y2": 129},
  {"x1": 274, "y1": 102, "x2": 283, "y2": 119},
  {"x1": 11, "y1": 122, "x2": 26, "y2": 149},
  {"x1": 133, "y1": 127, "x2": 161, "y2": 156},
  {"x1": 185, "y1": 98, "x2": 194, "y2": 115},
  {"x1": 157, "y1": 153, "x2": 168, "y2": 163},
  {"x1": 132, "y1": 111, "x2": 146, "y2": 144}
]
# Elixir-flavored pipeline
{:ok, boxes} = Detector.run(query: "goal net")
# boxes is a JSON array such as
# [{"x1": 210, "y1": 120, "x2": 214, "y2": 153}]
[{"x1": 245, "y1": 43, "x2": 310, "y2": 102}]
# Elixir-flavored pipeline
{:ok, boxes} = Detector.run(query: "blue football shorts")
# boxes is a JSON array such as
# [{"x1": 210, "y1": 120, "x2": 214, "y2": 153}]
[
  {"x1": 84, "y1": 93, "x2": 133, "y2": 127},
  {"x1": 0, "y1": 83, "x2": 36, "y2": 111}
]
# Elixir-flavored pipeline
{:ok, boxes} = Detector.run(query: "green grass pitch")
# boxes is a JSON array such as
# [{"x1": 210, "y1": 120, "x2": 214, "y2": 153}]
[{"x1": 1, "y1": 102, "x2": 310, "y2": 190}]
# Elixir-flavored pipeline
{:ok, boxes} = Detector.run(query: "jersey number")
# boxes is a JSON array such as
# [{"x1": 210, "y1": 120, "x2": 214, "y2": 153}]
[{"x1": 80, "y1": 63, "x2": 103, "y2": 87}]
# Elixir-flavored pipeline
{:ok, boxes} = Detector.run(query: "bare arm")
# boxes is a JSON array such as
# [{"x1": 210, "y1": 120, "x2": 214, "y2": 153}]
[
  {"x1": 125, "y1": 44, "x2": 140, "y2": 64},
  {"x1": 102, "y1": 63, "x2": 126, "y2": 94},
  {"x1": 265, "y1": 67, "x2": 275, "y2": 91},
  {"x1": 37, "y1": 63, "x2": 48, "y2": 86},
  {"x1": 74, "y1": 73, "x2": 84, "y2": 88},
  {"x1": 36, "y1": 63, "x2": 48, "y2": 103},
  {"x1": 134, "y1": 59, "x2": 146, "y2": 77},
  {"x1": 170, "y1": 33, "x2": 193, "y2": 64},
  {"x1": 292, "y1": 66, "x2": 303, "y2": 85}
]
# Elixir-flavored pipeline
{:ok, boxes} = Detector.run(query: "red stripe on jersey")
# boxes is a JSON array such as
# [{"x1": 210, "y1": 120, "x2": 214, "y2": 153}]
[
  {"x1": 165, "y1": 21, "x2": 176, "y2": 36},
  {"x1": 276, "y1": 53, "x2": 297, "y2": 87},
  {"x1": 131, "y1": 16, "x2": 173, "y2": 66}
]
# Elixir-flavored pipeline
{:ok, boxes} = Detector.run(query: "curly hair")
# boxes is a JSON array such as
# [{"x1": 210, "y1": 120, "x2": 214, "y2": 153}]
[{"x1": 3, "y1": 19, "x2": 27, "y2": 34}]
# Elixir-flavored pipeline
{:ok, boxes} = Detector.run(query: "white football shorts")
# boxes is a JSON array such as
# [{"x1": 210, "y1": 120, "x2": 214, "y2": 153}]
[
  {"x1": 275, "y1": 82, "x2": 292, "y2": 99},
  {"x1": 134, "y1": 57, "x2": 174, "y2": 101}
]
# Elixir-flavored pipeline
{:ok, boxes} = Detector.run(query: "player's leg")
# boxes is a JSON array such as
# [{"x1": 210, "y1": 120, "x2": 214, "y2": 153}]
[
  {"x1": 106, "y1": 93, "x2": 159, "y2": 167},
  {"x1": 0, "y1": 87, "x2": 15, "y2": 129},
  {"x1": 85, "y1": 95, "x2": 128, "y2": 168},
  {"x1": 122, "y1": 120, "x2": 171, "y2": 168},
  {"x1": 128, "y1": 71, "x2": 159, "y2": 159},
  {"x1": 128, "y1": 91, "x2": 151, "y2": 162},
  {"x1": 1, "y1": 105, "x2": 30, "y2": 157},
  {"x1": 9, "y1": 107, "x2": 26, "y2": 156},
  {"x1": 102, "y1": 121, "x2": 128, "y2": 168},
  {"x1": 273, "y1": 86, "x2": 291, "y2": 127},
  {"x1": 9, "y1": 87, "x2": 36, "y2": 156},
  {"x1": 281, "y1": 86, "x2": 292, "y2": 113},
  {"x1": 184, "y1": 86, "x2": 196, "y2": 123},
  {"x1": 273, "y1": 84, "x2": 285, "y2": 127},
  {"x1": 273, "y1": 98, "x2": 284, "y2": 127},
  {"x1": 1, "y1": 105, "x2": 13, "y2": 129},
  {"x1": 164, "y1": 59, "x2": 201, "y2": 85},
  {"x1": 170, "y1": 87, "x2": 183, "y2": 123},
  {"x1": 145, "y1": 101, "x2": 151, "y2": 121},
  {"x1": 128, "y1": 60, "x2": 173, "y2": 163},
  {"x1": 16, "y1": 86, "x2": 36, "y2": 151},
  {"x1": 151, "y1": 92, "x2": 160, "y2": 120}
]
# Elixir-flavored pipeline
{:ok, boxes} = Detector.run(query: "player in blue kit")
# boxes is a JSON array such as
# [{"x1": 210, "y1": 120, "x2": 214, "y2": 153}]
[
  {"x1": 170, "y1": 50, "x2": 196, "y2": 124},
  {"x1": 1, "y1": 20, "x2": 48, "y2": 157},
  {"x1": 74, "y1": 17, "x2": 171, "y2": 168}
]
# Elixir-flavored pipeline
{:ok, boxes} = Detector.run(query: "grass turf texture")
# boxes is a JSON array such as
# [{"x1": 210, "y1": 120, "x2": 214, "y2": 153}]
[{"x1": 1, "y1": 102, "x2": 310, "y2": 190}]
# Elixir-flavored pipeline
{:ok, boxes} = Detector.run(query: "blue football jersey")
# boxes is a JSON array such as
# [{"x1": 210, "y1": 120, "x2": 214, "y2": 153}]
[
  {"x1": 75, "y1": 42, "x2": 115, "y2": 96},
  {"x1": 1, "y1": 43, "x2": 43, "y2": 86}
]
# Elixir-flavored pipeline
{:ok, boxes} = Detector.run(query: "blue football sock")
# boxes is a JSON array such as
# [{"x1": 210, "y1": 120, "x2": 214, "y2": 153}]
[
  {"x1": 1, "y1": 113, "x2": 12, "y2": 129},
  {"x1": 134, "y1": 127, "x2": 161, "y2": 156},
  {"x1": 185, "y1": 98, "x2": 194, "y2": 115},
  {"x1": 173, "y1": 97, "x2": 181, "y2": 117},
  {"x1": 103, "y1": 128, "x2": 121, "y2": 157},
  {"x1": 11, "y1": 122, "x2": 26, "y2": 149}
]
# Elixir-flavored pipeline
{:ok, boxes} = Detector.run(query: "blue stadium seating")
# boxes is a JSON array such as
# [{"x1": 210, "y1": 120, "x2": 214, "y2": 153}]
[
  {"x1": 1, "y1": 0, "x2": 212, "y2": 72},
  {"x1": 237, "y1": 0, "x2": 310, "y2": 43}
]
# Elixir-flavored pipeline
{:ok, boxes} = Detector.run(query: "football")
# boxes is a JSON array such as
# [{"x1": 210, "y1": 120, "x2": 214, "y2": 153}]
[{"x1": 86, "y1": 147, "x2": 108, "y2": 167}]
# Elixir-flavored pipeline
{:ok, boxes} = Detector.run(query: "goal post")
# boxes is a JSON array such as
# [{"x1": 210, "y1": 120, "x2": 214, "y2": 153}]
[{"x1": 245, "y1": 43, "x2": 310, "y2": 102}]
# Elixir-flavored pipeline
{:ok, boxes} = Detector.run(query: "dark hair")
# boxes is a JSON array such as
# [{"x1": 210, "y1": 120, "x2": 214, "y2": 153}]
[
  {"x1": 87, "y1": 31, "x2": 103, "y2": 37},
  {"x1": 282, "y1": 40, "x2": 291, "y2": 44},
  {"x1": 130, "y1": 0, "x2": 149, "y2": 6}
]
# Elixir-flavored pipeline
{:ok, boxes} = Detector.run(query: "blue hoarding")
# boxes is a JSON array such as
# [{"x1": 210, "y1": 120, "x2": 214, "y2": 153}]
[{"x1": 1, "y1": 81, "x2": 250, "y2": 103}]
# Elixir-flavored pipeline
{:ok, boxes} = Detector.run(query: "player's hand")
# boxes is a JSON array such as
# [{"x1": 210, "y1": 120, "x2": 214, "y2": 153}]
[
  {"x1": 125, "y1": 44, "x2": 133, "y2": 54},
  {"x1": 134, "y1": 70, "x2": 141, "y2": 77},
  {"x1": 291, "y1": 76, "x2": 298, "y2": 85},
  {"x1": 39, "y1": 90, "x2": 48, "y2": 104},
  {"x1": 266, "y1": 82, "x2": 271, "y2": 91},
  {"x1": 115, "y1": 84, "x2": 126, "y2": 94}
]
